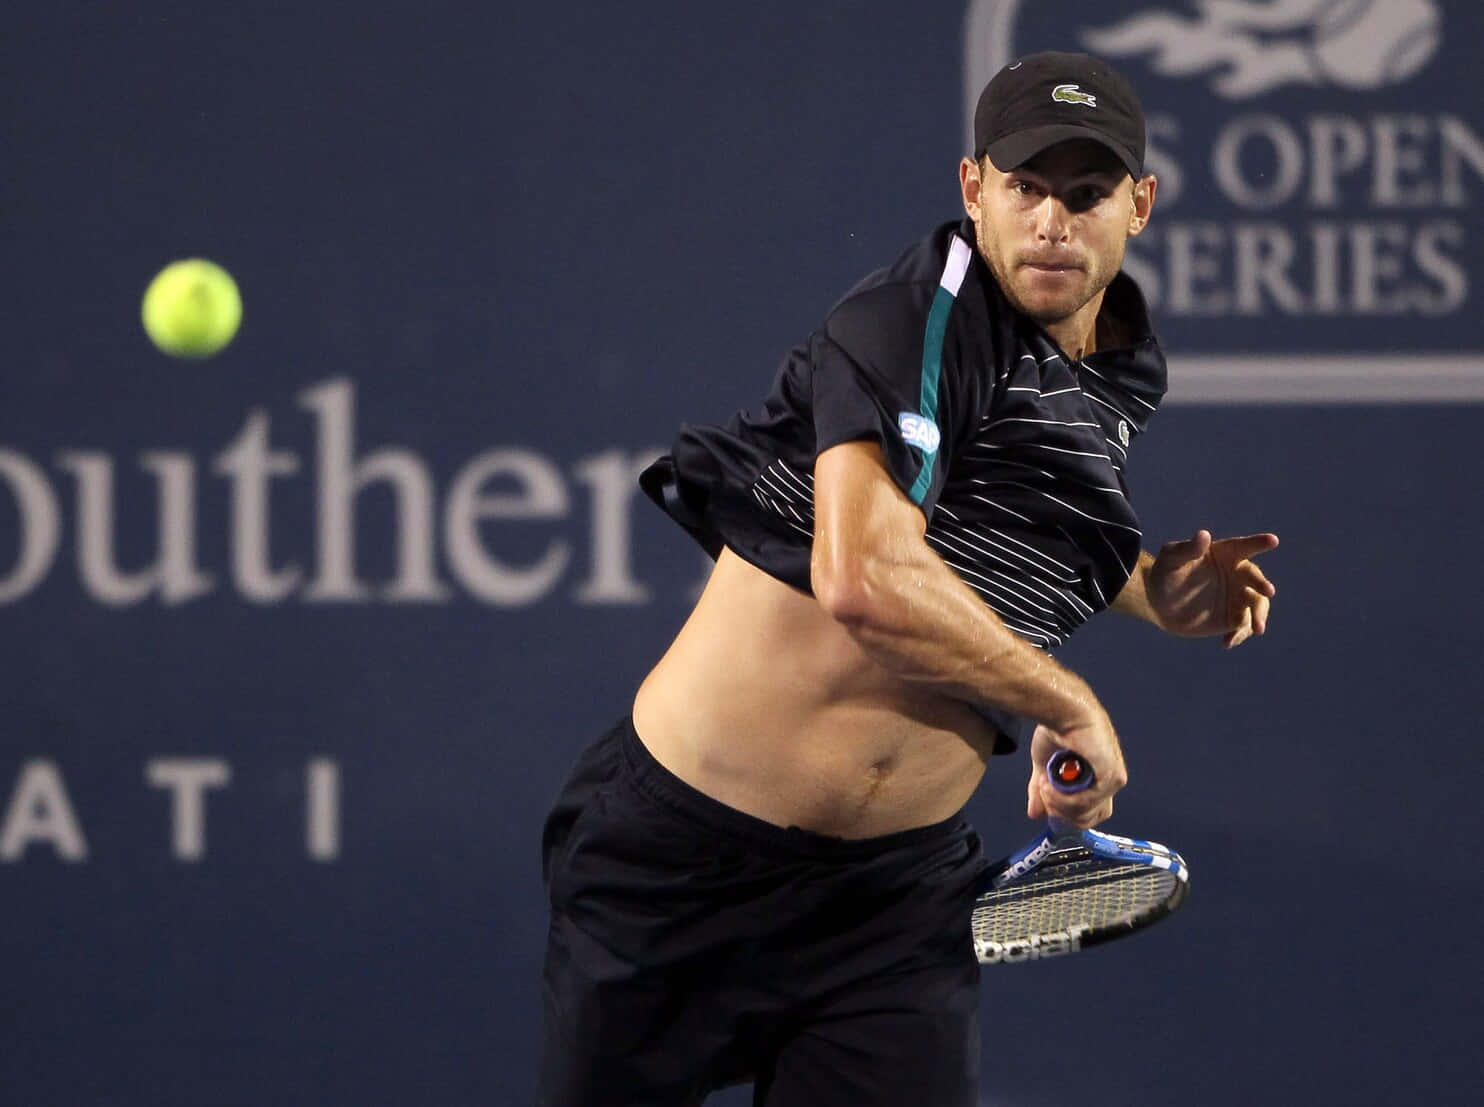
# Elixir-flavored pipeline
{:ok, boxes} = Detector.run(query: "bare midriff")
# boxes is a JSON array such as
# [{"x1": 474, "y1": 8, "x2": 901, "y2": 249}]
[{"x1": 632, "y1": 547, "x2": 1001, "y2": 839}]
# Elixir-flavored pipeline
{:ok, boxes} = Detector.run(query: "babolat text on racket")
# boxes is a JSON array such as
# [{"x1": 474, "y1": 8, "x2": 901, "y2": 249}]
[{"x1": 972, "y1": 750, "x2": 1189, "y2": 965}]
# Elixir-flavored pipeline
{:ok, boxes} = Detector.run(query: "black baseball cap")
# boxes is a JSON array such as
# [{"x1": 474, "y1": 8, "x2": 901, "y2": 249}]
[{"x1": 973, "y1": 51, "x2": 1146, "y2": 179}]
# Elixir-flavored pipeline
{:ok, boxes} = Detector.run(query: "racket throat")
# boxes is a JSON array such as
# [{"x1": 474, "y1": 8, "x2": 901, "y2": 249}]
[{"x1": 974, "y1": 922, "x2": 1090, "y2": 964}]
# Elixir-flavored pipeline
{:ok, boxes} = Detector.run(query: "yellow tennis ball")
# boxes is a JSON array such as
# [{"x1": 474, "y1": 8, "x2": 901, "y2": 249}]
[{"x1": 141, "y1": 258, "x2": 243, "y2": 358}]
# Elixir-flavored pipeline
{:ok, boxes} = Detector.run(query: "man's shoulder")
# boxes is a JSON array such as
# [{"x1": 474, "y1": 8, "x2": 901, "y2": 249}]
[{"x1": 822, "y1": 220, "x2": 998, "y2": 348}]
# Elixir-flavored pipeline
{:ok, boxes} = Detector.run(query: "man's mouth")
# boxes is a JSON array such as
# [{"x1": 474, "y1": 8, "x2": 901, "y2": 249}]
[{"x1": 1021, "y1": 258, "x2": 1081, "y2": 273}]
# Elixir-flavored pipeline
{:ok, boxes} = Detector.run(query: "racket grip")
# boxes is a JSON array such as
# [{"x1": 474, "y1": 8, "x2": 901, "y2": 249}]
[{"x1": 1046, "y1": 749, "x2": 1095, "y2": 794}]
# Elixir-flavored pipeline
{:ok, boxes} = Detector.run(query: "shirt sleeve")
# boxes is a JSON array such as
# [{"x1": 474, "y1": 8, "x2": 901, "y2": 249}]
[{"x1": 810, "y1": 280, "x2": 980, "y2": 520}]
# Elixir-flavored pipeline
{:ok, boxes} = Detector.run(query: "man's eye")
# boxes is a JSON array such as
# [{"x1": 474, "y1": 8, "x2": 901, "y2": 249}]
[{"x1": 1067, "y1": 187, "x2": 1106, "y2": 211}]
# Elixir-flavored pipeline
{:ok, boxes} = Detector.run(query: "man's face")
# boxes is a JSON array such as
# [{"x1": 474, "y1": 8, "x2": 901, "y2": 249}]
[{"x1": 962, "y1": 139, "x2": 1154, "y2": 329}]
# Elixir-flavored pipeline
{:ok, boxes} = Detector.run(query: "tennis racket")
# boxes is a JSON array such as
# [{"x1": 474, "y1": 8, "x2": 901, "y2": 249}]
[{"x1": 972, "y1": 750, "x2": 1189, "y2": 964}]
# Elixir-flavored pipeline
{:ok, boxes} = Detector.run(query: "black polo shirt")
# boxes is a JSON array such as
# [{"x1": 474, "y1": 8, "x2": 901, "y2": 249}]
[{"x1": 640, "y1": 218, "x2": 1167, "y2": 745}]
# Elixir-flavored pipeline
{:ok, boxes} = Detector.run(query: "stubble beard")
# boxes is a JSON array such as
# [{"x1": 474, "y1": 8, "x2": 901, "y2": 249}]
[{"x1": 975, "y1": 220, "x2": 1126, "y2": 331}]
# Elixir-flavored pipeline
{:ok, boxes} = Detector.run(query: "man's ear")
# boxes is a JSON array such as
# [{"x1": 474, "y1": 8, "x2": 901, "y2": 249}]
[
  {"x1": 960, "y1": 156, "x2": 983, "y2": 219},
  {"x1": 1128, "y1": 174, "x2": 1157, "y2": 237}
]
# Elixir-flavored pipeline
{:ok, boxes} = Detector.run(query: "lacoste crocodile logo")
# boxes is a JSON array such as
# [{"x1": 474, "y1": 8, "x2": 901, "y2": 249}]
[{"x1": 1052, "y1": 83, "x2": 1098, "y2": 107}]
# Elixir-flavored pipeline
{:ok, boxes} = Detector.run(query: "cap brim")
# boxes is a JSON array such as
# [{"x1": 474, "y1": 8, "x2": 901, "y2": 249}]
[{"x1": 984, "y1": 124, "x2": 1142, "y2": 179}]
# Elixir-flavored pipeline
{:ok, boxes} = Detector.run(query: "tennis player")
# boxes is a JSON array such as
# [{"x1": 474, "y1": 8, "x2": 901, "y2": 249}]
[{"x1": 538, "y1": 51, "x2": 1277, "y2": 1106}]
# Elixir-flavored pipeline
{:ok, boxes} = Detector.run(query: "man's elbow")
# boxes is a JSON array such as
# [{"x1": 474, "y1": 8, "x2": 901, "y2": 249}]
[{"x1": 811, "y1": 542, "x2": 884, "y2": 629}]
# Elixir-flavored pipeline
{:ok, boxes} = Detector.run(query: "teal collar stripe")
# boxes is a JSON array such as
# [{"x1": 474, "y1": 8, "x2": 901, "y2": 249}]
[{"x1": 909, "y1": 235, "x2": 973, "y2": 504}]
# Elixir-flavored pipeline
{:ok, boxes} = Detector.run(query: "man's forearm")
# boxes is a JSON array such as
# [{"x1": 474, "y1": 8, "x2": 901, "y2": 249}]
[
  {"x1": 810, "y1": 441, "x2": 1110, "y2": 734},
  {"x1": 814, "y1": 521, "x2": 1105, "y2": 734}
]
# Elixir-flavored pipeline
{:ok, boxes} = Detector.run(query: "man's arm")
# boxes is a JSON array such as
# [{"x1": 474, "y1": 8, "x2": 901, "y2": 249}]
[
  {"x1": 1112, "y1": 530, "x2": 1279, "y2": 648},
  {"x1": 810, "y1": 440, "x2": 1124, "y2": 826},
  {"x1": 1111, "y1": 548, "x2": 1160, "y2": 624}
]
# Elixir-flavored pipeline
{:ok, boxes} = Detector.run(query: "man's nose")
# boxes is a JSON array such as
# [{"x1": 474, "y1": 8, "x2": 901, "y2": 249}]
[{"x1": 1036, "y1": 197, "x2": 1070, "y2": 243}]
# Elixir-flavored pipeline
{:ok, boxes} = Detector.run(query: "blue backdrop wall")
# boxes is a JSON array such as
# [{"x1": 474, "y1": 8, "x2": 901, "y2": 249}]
[{"x1": 4, "y1": 2, "x2": 1482, "y2": 1105}]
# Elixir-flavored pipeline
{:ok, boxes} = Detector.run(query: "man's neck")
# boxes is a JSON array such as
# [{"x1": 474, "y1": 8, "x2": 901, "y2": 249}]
[{"x1": 1043, "y1": 289, "x2": 1106, "y2": 361}]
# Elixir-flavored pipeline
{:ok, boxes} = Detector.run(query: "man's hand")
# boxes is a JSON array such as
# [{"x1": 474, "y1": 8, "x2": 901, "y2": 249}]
[
  {"x1": 1146, "y1": 530, "x2": 1279, "y2": 648},
  {"x1": 1026, "y1": 719, "x2": 1126, "y2": 829}
]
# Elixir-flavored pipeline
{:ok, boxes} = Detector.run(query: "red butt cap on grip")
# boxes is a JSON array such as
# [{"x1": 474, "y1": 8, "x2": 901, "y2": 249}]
[{"x1": 1047, "y1": 749, "x2": 1095, "y2": 794}]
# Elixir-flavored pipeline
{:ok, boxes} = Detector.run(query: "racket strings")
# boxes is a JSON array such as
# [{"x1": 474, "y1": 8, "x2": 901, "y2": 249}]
[{"x1": 972, "y1": 859, "x2": 1179, "y2": 944}]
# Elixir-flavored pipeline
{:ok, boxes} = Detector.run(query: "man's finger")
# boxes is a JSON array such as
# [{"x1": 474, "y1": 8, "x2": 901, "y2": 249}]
[
  {"x1": 1058, "y1": 796, "x2": 1113, "y2": 830},
  {"x1": 1224, "y1": 605, "x2": 1253, "y2": 648},
  {"x1": 1237, "y1": 560, "x2": 1277, "y2": 598},
  {"x1": 1161, "y1": 529, "x2": 1212, "y2": 561},
  {"x1": 1027, "y1": 771, "x2": 1044, "y2": 819},
  {"x1": 1247, "y1": 586, "x2": 1271, "y2": 635},
  {"x1": 1216, "y1": 533, "x2": 1279, "y2": 562}
]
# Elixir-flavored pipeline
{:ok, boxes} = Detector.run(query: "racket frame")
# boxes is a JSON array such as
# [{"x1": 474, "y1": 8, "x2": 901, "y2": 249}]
[{"x1": 973, "y1": 824, "x2": 1190, "y2": 964}]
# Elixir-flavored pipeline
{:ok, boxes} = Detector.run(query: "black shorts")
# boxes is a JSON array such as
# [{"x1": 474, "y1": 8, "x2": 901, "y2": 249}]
[{"x1": 537, "y1": 718, "x2": 987, "y2": 1107}]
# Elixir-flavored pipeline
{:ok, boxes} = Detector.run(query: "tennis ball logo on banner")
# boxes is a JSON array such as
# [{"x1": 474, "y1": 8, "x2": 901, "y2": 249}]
[{"x1": 1304, "y1": 0, "x2": 1440, "y2": 88}]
